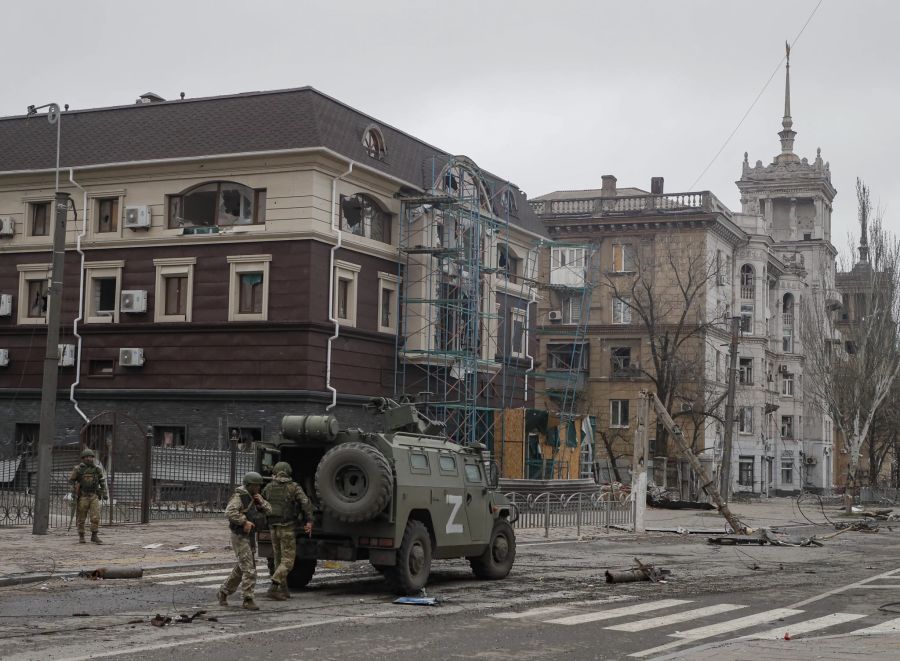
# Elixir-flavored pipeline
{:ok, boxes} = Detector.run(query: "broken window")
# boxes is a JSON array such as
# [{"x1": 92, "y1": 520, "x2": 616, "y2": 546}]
[
  {"x1": 168, "y1": 182, "x2": 265, "y2": 229},
  {"x1": 547, "y1": 343, "x2": 587, "y2": 370},
  {"x1": 238, "y1": 272, "x2": 264, "y2": 315},
  {"x1": 340, "y1": 193, "x2": 391, "y2": 244},
  {"x1": 739, "y1": 358, "x2": 753, "y2": 385},
  {"x1": 510, "y1": 308, "x2": 527, "y2": 357},
  {"x1": 738, "y1": 456, "x2": 754, "y2": 487},
  {"x1": 781, "y1": 415, "x2": 794, "y2": 439},
  {"x1": 92, "y1": 278, "x2": 117, "y2": 316},
  {"x1": 362, "y1": 126, "x2": 386, "y2": 160},
  {"x1": 27, "y1": 278, "x2": 48, "y2": 318},
  {"x1": 611, "y1": 347, "x2": 631, "y2": 374},
  {"x1": 153, "y1": 425, "x2": 187, "y2": 448},
  {"x1": 30, "y1": 202, "x2": 50, "y2": 236},
  {"x1": 96, "y1": 198, "x2": 119, "y2": 233},
  {"x1": 164, "y1": 274, "x2": 188, "y2": 316}
]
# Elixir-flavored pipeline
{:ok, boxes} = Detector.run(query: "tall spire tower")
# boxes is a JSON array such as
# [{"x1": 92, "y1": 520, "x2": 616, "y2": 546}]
[{"x1": 776, "y1": 41, "x2": 799, "y2": 163}]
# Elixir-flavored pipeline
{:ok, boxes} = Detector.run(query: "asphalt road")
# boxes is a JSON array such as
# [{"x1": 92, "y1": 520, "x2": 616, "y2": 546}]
[{"x1": 1, "y1": 524, "x2": 899, "y2": 660}]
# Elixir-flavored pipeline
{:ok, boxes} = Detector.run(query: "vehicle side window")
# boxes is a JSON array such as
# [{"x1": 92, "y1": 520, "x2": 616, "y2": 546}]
[
  {"x1": 439, "y1": 455, "x2": 457, "y2": 473},
  {"x1": 410, "y1": 452, "x2": 429, "y2": 471},
  {"x1": 464, "y1": 463, "x2": 482, "y2": 483}
]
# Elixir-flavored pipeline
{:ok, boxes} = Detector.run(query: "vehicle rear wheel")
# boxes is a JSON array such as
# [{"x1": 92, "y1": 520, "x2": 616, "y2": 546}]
[
  {"x1": 469, "y1": 519, "x2": 516, "y2": 580},
  {"x1": 383, "y1": 520, "x2": 432, "y2": 595},
  {"x1": 315, "y1": 442, "x2": 393, "y2": 523},
  {"x1": 286, "y1": 559, "x2": 317, "y2": 589}
]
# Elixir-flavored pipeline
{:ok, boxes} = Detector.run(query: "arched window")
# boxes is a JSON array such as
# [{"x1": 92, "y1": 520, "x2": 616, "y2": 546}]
[
  {"x1": 740, "y1": 264, "x2": 755, "y2": 299},
  {"x1": 340, "y1": 193, "x2": 391, "y2": 244},
  {"x1": 168, "y1": 181, "x2": 265, "y2": 229},
  {"x1": 437, "y1": 158, "x2": 492, "y2": 212},
  {"x1": 362, "y1": 125, "x2": 386, "y2": 160},
  {"x1": 782, "y1": 293, "x2": 794, "y2": 314}
]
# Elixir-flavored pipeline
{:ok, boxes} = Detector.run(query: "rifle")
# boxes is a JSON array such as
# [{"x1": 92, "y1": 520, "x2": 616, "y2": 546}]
[{"x1": 67, "y1": 484, "x2": 80, "y2": 532}]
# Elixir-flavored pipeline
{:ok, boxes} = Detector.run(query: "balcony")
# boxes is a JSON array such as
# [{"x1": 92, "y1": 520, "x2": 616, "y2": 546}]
[
  {"x1": 530, "y1": 191, "x2": 732, "y2": 221},
  {"x1": 543, "y1": 370, "x2": 588, "y2": 392},
  {"x1": 782, "y1": 313, "x2": 794, "y2": 327}
]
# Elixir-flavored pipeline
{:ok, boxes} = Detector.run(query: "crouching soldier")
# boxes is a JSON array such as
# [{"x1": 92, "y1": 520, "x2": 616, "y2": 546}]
[
  {"x1": 218, "y1": 472, "x2": 271, "y2": 611},
  {"x1": 263, "y1": 461, "x2": 314, "y2": 600},
  {"x1": 69, "y1": 448, "x2": 107, "y2": 544}
]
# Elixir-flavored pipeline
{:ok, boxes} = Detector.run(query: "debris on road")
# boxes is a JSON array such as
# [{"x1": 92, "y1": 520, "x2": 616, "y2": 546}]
[
  {"x1": 150, "y1": 614, "x2": 172, "y2": 627},
  {"x1": 835, "y1": 518, "x2": 880, "y2": 532},
  {"x1": 707, "y1": 536, "x2": 767, "y2": 546},
  {"x1": 393, "y1": 596, "x2": 441, "y2": 606},
  {"x1": 174, "y1": 610, "x2": 207, "y2": 623},
  {"x1": 79, "y1": 566, "x2": 144, "y2": 580},
  {"x1": 142, "y1": 543, "x2": 164, "y2": 549},
  {"x1": 606, "y1": 558, "x2": 671, "y2": 584},
  {"x1": 174, "y1": 545, "x2": 200, "y2": 552},
  {"x1": 72, "y1": 613, "x2": 90, "y2": 617}
]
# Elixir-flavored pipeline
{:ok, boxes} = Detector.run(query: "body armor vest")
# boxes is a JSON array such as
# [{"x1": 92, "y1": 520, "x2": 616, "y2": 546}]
[
  {"x1": 266, "y1": 481, "x2": 298, "y2": 524},
  {"x1": 230, "y1": 493, "x2": 268, "y2": 534},
  {"x1": 75, "y1": 464, "x2": 103, "y2": 494}
]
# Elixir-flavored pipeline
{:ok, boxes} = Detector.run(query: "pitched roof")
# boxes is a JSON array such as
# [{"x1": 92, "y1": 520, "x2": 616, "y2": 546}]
[
  {"x1": 532, "y1": 186, "x2": 649, "y2": 201},
  {"x1": 0, "y1": 87, "x2": 547, "y2": 236}
]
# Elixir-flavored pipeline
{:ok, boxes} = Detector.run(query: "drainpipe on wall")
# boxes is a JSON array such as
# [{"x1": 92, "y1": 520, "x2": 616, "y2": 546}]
[
  {"x1": 326, "y1": 161, "x2": 354, "y2": 411},
  {"x1": 68, "y1": 168, "x2": 89, "y2": 424}
]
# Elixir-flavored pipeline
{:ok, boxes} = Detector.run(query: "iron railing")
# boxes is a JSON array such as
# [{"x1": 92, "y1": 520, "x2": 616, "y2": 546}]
[{"x1": 505, "y1": 491, "x2": 633, "y2": 536}]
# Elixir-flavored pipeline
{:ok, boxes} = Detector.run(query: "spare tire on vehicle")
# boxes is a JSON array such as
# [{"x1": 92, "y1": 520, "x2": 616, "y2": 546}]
[{"x1": 315, "y1": 442, "x2": 392, "y2": 523}]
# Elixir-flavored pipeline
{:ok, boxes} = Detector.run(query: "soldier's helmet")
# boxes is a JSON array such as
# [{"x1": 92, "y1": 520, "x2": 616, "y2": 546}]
[
  {"x1": 273, "y1": 461, "x2": 292, "y2": 477},
  {"x1": 242, "y1": 471, "x2": 264, "y2": 487},
  {"x1": 80, "y1": 448, "x2": 96, "y2": 459}
]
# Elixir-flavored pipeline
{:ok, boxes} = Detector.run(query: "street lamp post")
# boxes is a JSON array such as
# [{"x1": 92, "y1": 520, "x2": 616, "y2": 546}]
[{"x1": 30, "y1": 102, "x2": 71, "y2": 535}]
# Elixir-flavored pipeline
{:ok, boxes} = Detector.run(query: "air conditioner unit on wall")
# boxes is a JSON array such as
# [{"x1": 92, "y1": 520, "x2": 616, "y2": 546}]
[
  {"x1": 121, "y1": 290, "x2": 147, "y2": 313},
  {"x1": 0, "y1": 349, "x2": 8, "y2": 367},
  {"x1": 124, "y1": 205, "x2": 150, "y2": 229},
  {"x1": 119, "y1": 347, "x2": 145, "y2": 367},
  {"x1": 0, "y1": 216, "x2": 14, "y2": 237},
  {"x1": 58, "y1": 344, "x2": 76, "y2": 367},
  {"x1": 0, "y1": 294, "x2": 11, "y2": 317},
  {"x1": 779, "y1": 365, "x2": 789, "y2": 374},
  {"x1": 548, "y1": 310, "x2": 562, "y2": 322},
  {"x1": 805, "y1": 456, "x2": 817, "y2": 465}
]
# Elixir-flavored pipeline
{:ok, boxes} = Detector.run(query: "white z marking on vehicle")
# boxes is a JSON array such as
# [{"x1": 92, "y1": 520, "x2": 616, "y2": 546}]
[{"x1": 445, "y1": 494, "x2": 464, "y2": 534}]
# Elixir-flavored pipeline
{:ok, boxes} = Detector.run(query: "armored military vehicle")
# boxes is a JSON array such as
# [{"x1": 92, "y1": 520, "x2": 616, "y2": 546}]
[{"x1": 255, "y1": 397, "x2": 517, "y2": 595}]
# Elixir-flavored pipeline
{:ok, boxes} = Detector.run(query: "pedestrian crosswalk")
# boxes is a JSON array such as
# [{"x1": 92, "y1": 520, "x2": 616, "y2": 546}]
[{"x1": 489, "y1": 596, "x2": 900, "y2": 658}]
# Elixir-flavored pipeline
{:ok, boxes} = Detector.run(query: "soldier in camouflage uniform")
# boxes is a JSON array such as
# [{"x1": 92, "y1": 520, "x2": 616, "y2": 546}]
[
  {"x1": 69, "y1": 448, "x2": 107, "y2": 544},
  {"x1": 217, "y1": 472, "x2": 272, "y2": 611},
  {"x1": 262, "y1": 461, "x2": 314, "y2": 600}
]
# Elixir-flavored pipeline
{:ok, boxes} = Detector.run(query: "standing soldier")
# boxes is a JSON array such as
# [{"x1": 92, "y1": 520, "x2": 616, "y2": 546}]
[
  {"x1": 69, "y1": 448, "x2": 107, "y2": 544},
  {"x1": 218, "y1": 472, "x2": 271, "y2": 611},
  {"x1": 262, "y1": 461, "x2": 314, "y2": 600}
]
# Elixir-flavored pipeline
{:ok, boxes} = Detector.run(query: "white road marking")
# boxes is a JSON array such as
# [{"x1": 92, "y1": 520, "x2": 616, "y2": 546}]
[
  {"x1": 547, "y1": 599, "x2": 691, "y2": 625},
  {"x1": 845, "y1": 616, "x2": 900, "y2": 635},
  {"x1": 629, "y1": 608, "x2": 802, "y2": 658},
  {"x1": 787, "y1": 566, "x2": 900, "y2": 609},
  {"x1": 605, "y1": 603, "x2": 747, "y2": 632},
  {"x1": 492, "y1": 606, "x2": 571, "y2": 619},
  {"x1": 148, "y1": 566, "x2": 267, "y2": 580},
  {"x1": 740, "y1": 612, "x2": 866, "y2": 640},
  {"x1": 854, "y1": 585, "x2": 900, "y2": 589},
  {"x1": 158, "y1": 575, "x2": 233, "y2": 585}
]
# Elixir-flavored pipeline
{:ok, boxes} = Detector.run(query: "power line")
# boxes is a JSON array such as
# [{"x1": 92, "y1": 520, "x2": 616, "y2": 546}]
[{"x1": 689, "y1": 0, "x2": 824, "y2": 190}]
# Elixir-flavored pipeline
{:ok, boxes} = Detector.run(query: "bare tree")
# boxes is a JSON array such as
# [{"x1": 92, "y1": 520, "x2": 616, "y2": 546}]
[
  {"x1": 801, "y1": 180, "x2": 900, "y2": 510},
  {"x1": 601, "y1": 232, "x2": 724, "y2": 464}
]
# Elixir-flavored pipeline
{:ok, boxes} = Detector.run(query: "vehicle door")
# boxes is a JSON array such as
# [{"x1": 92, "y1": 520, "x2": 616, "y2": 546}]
[
  {"x1": 462, "y1": 457, "x2": 489, "y2": 543},
  {"x1": 432, "y1": 451, "x2": 467, "y2": 548}
]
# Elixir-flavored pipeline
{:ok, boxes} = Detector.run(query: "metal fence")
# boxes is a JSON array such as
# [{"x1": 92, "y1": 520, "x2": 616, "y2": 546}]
[{"x1": 505, "y1": 491, "x2": 634, "y2": 536}]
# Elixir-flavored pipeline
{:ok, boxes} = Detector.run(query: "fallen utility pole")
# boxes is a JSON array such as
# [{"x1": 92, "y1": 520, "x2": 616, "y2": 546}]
[{"x1": 640, "y1": 389, "x2": 748, "y2": 535}]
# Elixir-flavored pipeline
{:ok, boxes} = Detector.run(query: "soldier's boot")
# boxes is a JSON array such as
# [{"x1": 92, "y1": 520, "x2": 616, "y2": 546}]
[
  {"x1": 265, "y1": 582, "x2": 280, "y2": 599},
  {"x1": 242, "y1": 597, "x2": 260, "y2": 611},
  {"x1": 268, "y1": 582, "x2": 288, "y2": 601},
  {"x1": 78, "y1": 532, "x2": 85, "y2": 544},
  {"x1": 90, "y1": 531, "x2": 104, "y2": 544},
  {"x1": 217, "y1": 590, "x2": 229, "y2": 607},
  {"x1": 280, "y1": 582, "x2": 292, "y2": 600}
]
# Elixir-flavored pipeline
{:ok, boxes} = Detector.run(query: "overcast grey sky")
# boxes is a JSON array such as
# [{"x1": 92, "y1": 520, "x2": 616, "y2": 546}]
[{"x1": 4, "y1": 1, "x2": 896, "y2": 248}]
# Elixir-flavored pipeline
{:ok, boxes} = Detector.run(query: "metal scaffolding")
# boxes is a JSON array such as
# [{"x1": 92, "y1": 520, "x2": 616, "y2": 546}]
[{"x1": 395, "y1": 156, "x2": 538, "y2": 447}]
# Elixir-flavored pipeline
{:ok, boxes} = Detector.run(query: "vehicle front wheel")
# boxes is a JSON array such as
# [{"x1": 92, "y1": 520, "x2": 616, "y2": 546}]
[
  {"x1": 470, "y1": 519, "x2": 516, "y2": 580},
  {"x1": 383, "y1": 520, "x2": 432, "y2": 595},
  {"x1": 286, "y1": 559, "x2": 317, "y2": 589}
]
